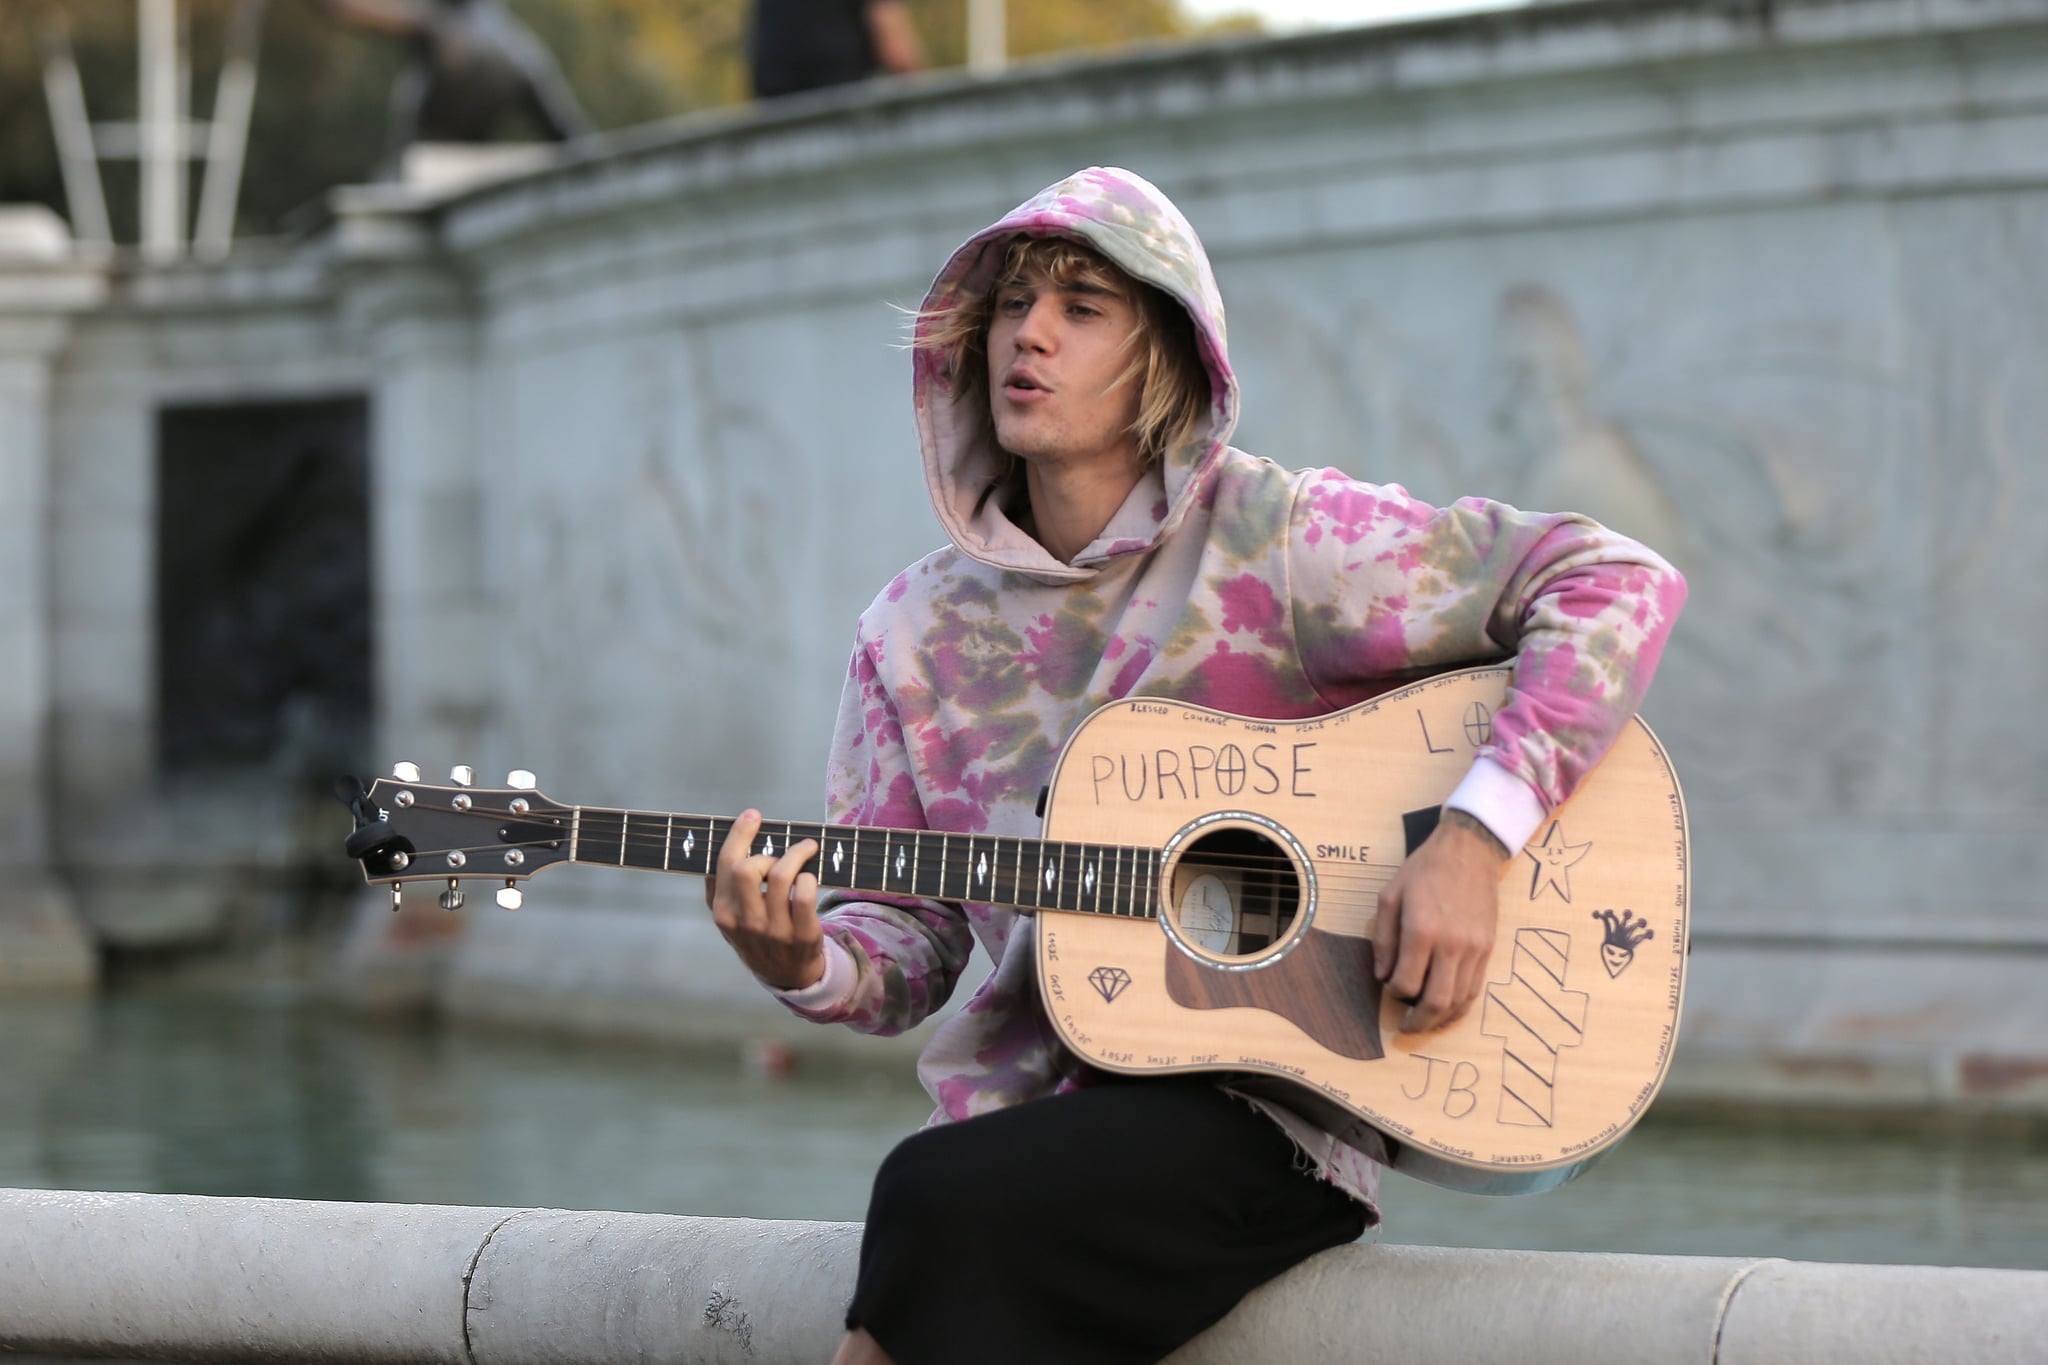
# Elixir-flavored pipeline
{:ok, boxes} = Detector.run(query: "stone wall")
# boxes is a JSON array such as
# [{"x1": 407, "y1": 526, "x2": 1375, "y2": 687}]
[{"x1": 11, "y1": 0, "x2": 2048, "y2": 1104}]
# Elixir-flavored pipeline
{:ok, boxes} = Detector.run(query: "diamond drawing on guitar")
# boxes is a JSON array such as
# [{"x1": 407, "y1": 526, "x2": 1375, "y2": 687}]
[{"x1": 1088, "y1": 966, "x2": 1132, "y2": 1004}]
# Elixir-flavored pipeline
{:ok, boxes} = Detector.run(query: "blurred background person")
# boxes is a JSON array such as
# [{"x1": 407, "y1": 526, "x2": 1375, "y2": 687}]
[
  {"x1": 308, "y1": 0, "x2": 591, "y2": 170},
  {"x1": 750, "y1": 0, "x2": 926, "y2": 100}
]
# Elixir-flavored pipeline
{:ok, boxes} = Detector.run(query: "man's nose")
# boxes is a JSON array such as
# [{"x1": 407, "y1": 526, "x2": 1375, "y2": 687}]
[{"x1": 1013, "y1": 297, "x2": 1057, "y2": 350}]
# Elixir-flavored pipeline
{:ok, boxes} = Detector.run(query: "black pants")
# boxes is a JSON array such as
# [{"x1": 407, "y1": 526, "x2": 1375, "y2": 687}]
[{"x1": 847, "y1": 1076, "x2": 1368, "y2": 1365}]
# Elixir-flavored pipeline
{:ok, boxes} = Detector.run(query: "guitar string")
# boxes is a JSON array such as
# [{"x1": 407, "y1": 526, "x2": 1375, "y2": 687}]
[
  {"x1": 398, "y1": 799, "x2": 1420, "y2": 882},
  {"x1": 395, "y1": 837, "x2": 1403, "y2": 901},
  {"x1": 391, "y1": 840, "x2": 1392, "y2": 935},
  {"x1": 383, "y1": 831, "x2": 1406, "y2": 937},
  {"x1": 389, "y1": 822, "x2": 1409, "y2": 902},
  {"x1": 397, "y1": 802, "x2": 1419, "y2": 882}
]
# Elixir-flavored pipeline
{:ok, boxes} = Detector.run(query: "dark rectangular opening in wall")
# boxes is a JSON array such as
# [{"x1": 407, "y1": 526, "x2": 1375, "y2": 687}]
[{"x1": 157, "y1": 397, "x2": 372, "y2": 776}]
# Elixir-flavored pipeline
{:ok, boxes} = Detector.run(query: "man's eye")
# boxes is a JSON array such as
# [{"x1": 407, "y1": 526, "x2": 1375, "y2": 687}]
[{"x1": 998, "y1": 295, "x2": 1030, "y2": 314}]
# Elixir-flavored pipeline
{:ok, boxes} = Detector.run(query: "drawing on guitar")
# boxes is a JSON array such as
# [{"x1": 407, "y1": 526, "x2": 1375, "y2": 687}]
[{"x1": 340, "y1": 665, "x2": 1688, "y2": 1195}]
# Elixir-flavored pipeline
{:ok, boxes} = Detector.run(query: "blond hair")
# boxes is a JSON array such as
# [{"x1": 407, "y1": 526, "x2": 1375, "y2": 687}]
[{"x1": 915, "y1": 235, "x2": 1211, "y2": 467}]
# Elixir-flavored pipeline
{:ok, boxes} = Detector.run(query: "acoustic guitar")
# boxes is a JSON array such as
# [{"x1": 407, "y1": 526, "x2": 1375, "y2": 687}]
[{"x1": 341, "y1": 665, "x2": 1688, "y2": 1195}]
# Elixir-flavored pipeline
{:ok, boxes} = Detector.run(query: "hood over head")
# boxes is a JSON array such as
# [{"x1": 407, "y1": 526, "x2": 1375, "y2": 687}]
[{"x1": 911, "y1": 167, "x2": 1239, "y2": 583}]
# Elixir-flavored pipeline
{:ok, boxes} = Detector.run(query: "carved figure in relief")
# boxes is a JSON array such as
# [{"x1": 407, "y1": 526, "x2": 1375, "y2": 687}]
[
  {"x1": 1479, "y1": 274, "x2": 2013, "y2": 811},
  {"x1": 625, "y1": 334, "x2": 805, "y2": 643},
  {"x1": 522, "y1": 335, "x2": 805, "y2": 803},
  {"x1": 1492, "y1": 284, "x2": 1690, "y2": 560},
  {"x1": 1228, "y1": 266, "x2": 1985, "y2": 812},
  {"x1": 688, "y1": 169, "x2": 1684, "y2": 1365}
]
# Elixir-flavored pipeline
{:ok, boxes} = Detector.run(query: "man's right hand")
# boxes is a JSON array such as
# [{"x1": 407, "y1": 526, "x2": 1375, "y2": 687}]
[{"x1": 706, "y1": 810, "x2": 826, "y2": 991}]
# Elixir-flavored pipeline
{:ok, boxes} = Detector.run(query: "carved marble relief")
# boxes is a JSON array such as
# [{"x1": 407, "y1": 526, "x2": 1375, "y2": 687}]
[
  {"x1": 518, "y1": 328, "x2": 807, "y2": 805},
  {"x1": 1224, "y1": 267, "x2": 2016, "y2": 815},
  {"x1": 627, "y1": 330, "x2": 805, "y2": 645}
]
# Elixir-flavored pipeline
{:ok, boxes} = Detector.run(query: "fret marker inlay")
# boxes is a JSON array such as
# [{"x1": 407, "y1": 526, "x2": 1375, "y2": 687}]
[
  {"x1": 976, "y1": 852, "x2": 988, "y2": 885},
  {"x1": 833, "y1": 842, "x2": 845, "y2": 874},
  {"x1": 894, "y1": 846, "x2": 906, "y2": 879},
  {"x1": 1044, "y1": 863, "x2": 1057, "y2": 892},
  {"x1": 683, "y1": 831, "x2": 695, "y2": 860}
]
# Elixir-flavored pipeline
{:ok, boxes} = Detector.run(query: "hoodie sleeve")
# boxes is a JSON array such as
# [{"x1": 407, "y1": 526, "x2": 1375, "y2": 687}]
[
  {"x1": 766, "y1": 629, "x2": 976, "y2": 1036},
  {"x1": 1286, "y1": 468, "x2": 1686, "y2": 838}
]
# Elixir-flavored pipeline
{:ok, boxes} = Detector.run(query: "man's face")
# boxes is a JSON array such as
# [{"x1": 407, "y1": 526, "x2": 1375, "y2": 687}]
[{"x1": 985, "y1": 266, "x2": 1145, "y2": 474}]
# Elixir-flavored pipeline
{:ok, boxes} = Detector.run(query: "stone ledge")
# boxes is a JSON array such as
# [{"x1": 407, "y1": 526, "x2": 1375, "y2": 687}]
[{"x1": 1, "y1": 1188, "x2": 2042, "y2": 1364}]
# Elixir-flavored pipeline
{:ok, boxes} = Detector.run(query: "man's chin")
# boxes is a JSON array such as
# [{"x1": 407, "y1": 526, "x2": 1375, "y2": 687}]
[{"x1": 991, "y1": 425, "x2": 1057, "y2": 463}]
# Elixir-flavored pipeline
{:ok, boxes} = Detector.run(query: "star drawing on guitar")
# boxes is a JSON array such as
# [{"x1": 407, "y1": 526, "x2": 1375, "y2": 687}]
[{"x1": 1525, "y1": 821, "x2": 1592, "y2": 902}]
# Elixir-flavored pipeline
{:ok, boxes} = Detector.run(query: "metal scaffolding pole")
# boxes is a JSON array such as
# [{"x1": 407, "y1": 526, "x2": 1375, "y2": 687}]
[
  {"x1": 138, "y1": 0, "x2": 184, "y2": 261},
  {"x1": 37, "y1": 20, "x2": 114, "y2": 249},
  {"x1": 968, "y1": 0, "x2": 1006, "y2": 76},
  {"x1": 194, "y1": 0, "x2": 269, "y2": 260}
]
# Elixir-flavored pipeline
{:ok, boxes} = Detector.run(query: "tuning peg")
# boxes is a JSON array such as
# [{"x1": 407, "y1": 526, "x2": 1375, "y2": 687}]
[
  {"x1": 440, "y1": 879, "x2": 466, "y2": 911},
  {"x1": 496, "y1": 883, "x2": 524, "y2": 910},
  {"x1": 506, "y1": 769, "x2": 536, "y2": 790},
  {"x1": 450, "y1": 765, "x2": 475, "y2": 787},
  {"x1": 392, "y1": 761, "x2": 422, "y2": 783}
]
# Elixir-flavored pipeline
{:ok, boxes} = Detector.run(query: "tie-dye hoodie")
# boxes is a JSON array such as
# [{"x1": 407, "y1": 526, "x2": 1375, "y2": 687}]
[{"x1": 772, "y1": 167, "x2": 1686, "y2": 1213}]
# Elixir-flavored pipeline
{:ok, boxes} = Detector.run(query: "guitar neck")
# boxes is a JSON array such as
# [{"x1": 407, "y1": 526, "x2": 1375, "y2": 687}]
[{"x1": 566, "y1": 808, "x2": 1162, "y2": 920}]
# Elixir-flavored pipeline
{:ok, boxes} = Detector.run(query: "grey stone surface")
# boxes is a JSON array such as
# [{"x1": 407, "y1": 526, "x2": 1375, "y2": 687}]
[
  {"x1": 1168, "y1": 1245, "x2": 1771, "y2": 1365},
  {"x1": 0, "y1": 262, "x2": 105, "y2": 990},
  {"x1": 4, "y1": 1187, "x2": 2045, "y2": 1364},
  {"x1": 466, "y1": 1209, "x2": 860, "y2": 1365},
  {"x1": 0, "y1": 1188, "x2": 514, "y2": 1362},
  {"x1": 1718, "y1": 1260, "x2": 2048, "y2": 1365}
]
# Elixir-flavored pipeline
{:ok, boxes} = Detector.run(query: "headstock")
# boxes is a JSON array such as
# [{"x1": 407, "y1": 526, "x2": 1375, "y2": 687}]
[{"x1": 339, "y1": 764, "x2": 572, "y2": 910}]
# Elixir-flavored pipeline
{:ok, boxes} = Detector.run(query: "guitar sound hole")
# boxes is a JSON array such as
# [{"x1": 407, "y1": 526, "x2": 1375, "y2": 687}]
[{"x1": 1167, "y1": 827, "x2": 1302, "y2": 963}]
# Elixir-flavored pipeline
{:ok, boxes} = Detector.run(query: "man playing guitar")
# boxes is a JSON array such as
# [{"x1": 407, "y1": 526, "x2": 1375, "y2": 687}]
[{"x1": 705, "y1": 167, "x2": 1686, "y2": 1365}]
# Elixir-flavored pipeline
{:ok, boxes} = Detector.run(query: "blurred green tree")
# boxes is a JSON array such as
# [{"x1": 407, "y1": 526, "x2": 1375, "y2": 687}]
[{"x1": 1, "y1": 0, "x2": 1261, "y2": 243}]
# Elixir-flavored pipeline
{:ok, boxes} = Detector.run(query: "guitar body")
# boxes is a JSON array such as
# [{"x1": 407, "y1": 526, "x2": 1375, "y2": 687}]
[{"x1": 1035, "y1": 667, "x2": 1688, "y2": 1194}]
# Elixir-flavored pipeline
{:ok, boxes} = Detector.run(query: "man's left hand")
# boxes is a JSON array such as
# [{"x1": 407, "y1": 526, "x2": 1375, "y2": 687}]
[{"x1": 1372, "y1": 809, "x2": 1509, "y2": 1033}]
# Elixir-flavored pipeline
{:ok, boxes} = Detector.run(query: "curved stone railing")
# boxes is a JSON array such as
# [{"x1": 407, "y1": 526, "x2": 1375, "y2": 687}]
[{"x1": 1, "y1": 1188, "x2": 2041, "y2": 1363}]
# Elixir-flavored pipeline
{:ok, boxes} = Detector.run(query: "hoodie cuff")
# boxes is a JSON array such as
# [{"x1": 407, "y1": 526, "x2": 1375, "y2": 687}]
[
  {"x1": 1443, "y1": 756, "x2": 1547, "y2": 856},
  {"x1": 767, "y1": 935, "x2": 856, "y2": 1013}
]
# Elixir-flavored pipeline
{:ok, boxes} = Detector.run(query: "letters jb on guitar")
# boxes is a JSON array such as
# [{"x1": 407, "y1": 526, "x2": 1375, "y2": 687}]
[{"x1": 341, "y1": 666, "x2": 1688, "y2": 1196}]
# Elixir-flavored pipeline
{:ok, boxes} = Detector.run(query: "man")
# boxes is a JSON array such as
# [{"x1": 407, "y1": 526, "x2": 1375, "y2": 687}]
[
  {"x1": 307, "y1": 0, "x2": 590, "y2": 168},
  {"x1": 708, "y1": 168, "x2": 1686, "y2": 1365},
  {"x1": 750, "y1": 0, "x2": 925, "y2": 101}
]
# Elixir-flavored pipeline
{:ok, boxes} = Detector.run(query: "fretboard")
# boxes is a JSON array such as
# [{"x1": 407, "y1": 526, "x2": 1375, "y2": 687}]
[{"x1": 567, "y1": 809, "x2": 1162, "y2": 920}]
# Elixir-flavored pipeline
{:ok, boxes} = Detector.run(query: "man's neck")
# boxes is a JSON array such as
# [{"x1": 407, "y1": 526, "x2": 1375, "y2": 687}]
[{"x1": 1020, "y1": 457, "x2": 1146, "y2": 564}]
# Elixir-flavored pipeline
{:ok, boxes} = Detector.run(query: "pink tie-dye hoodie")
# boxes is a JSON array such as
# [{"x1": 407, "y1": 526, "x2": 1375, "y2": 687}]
[{"x1": 772, "y1": 167, "x2": 1686, "y2": 1214}]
